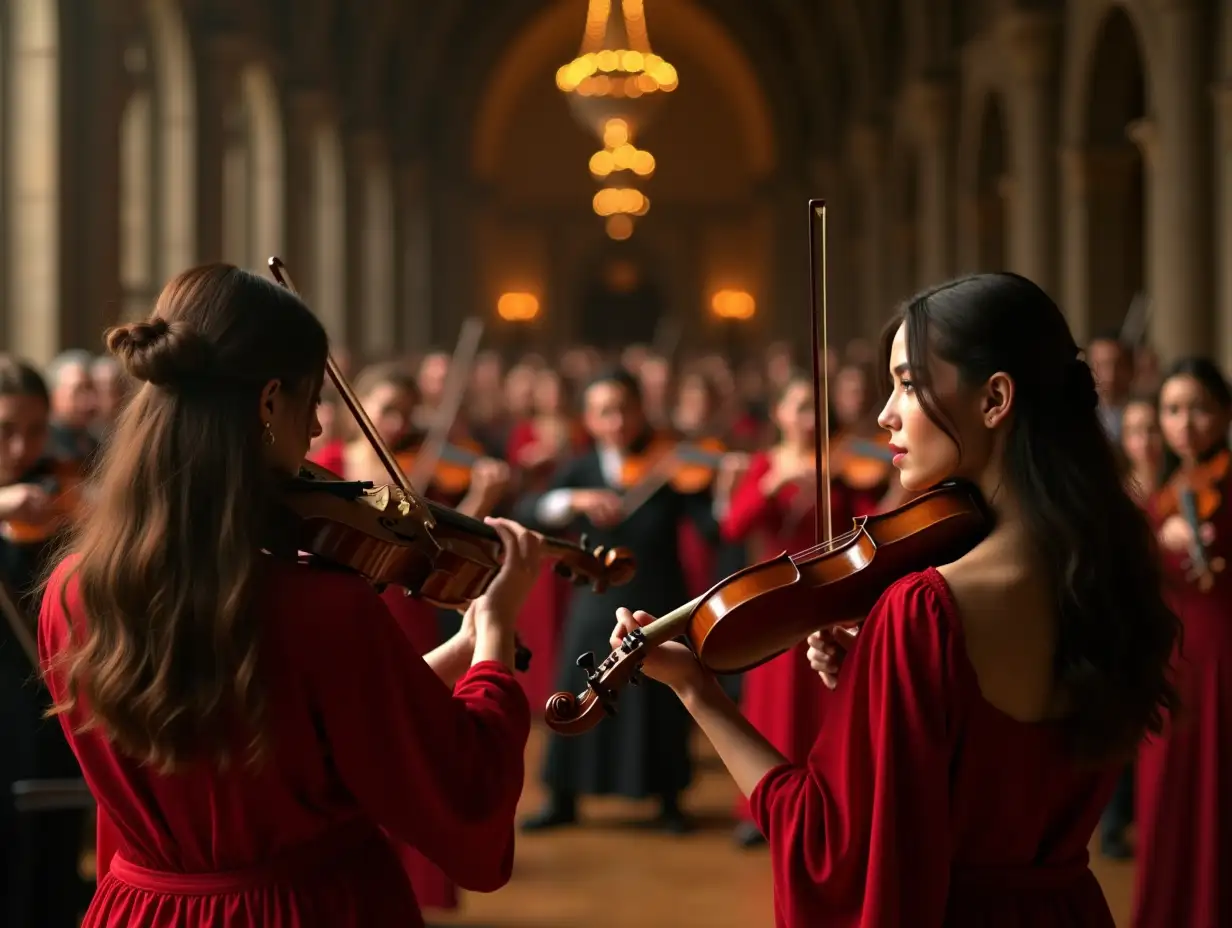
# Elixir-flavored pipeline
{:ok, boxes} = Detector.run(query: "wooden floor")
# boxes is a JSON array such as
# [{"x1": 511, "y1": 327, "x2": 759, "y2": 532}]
[{"x1": 434, "y1": 726, "x2": 1135, "y2": 928}]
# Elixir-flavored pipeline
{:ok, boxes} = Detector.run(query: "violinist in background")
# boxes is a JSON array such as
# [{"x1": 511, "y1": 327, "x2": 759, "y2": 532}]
[
  {"x1": 516, "y1": 367, "x2": 718, "y2": 834},
  {"x1": 1134, "y1": 357, "x2": 1232, "y2": 928},
  {"x1": 88, "y1": 355, "x2": 131, "y2": 444},
  {"x1": 714, "y1": 372, "x2": 857, "y2": 850},
  {"x1": 0, "y1": 356, "x2": 90, "y2": 928},
  {"x1": 38, "y1": 264, "x2": 542, "y2": 928},
  {"x1": 44, "y1": 350, "x2": 100, "y2": 464},
  {"x1": 613, "y1": 273, "x2": 1179, "y2": 927},
  {"x1": 305, "y1": 386, "x2": 344, "y2": 475}
]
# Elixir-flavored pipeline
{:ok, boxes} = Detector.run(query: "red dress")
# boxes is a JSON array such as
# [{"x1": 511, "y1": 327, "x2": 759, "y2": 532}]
[
  {"x1": 750, "y1": 569, "x2": 1117, "y2": 927},
  {"x1": 721, "y1": 450, "x2": 856, "y2": 825},
  {"x1": 38, "y1": 556, "x2": 530, "y2": 928},
  {"x1": 1133, "y1": 488, "x2": 1232, "y2": 927}
]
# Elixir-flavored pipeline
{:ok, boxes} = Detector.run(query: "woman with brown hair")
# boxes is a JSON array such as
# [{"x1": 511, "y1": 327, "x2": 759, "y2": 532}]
[{"x1": 37, "y1": 264, "x2": 541, "y2": 928}]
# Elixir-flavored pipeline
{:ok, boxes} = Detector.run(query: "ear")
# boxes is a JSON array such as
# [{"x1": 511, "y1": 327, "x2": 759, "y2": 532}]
[
  {"x1": 981, "y1": 372, "x2": 1014, "y2": 429},
  {"x1": 258, "y1": 378, "x2": 282, "y2": 424}
]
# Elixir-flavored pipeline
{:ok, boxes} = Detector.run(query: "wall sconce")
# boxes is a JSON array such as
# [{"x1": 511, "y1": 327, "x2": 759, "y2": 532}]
[
  {"x1": 710, "y1": 289, "x2": 755, "y2": 321},
  {"x1": 497, "y1": 292, "x2": 540, "y2": 322}
]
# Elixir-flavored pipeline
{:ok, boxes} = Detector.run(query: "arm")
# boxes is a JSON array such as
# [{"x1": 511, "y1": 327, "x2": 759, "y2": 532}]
[
  {"x1": 307, "y1": 578, "x2": 530, "y2": 893},
  {"x1": 719, "y1": 453, "x2": 776, "y2": 543},
  {"x1": 511, "y1": 454, "x2": 586, "y2": 530},
  {"x1": 422, "y1": 620, "x2": 476, "y2": 688}
]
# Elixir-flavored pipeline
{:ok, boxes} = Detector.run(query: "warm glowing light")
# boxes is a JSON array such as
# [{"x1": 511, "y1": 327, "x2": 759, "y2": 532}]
[
  {"x1": 711, "y1": 290, "x2": 756, "y2": 321},
  {"x1": 606, "y1": 215, "x2": 634, "y2": 240},
  {"x1": 554, "y1": 0, "x2": 678, "y2": 97},
  {"x1": 589, "y1": 120, "x2": 656, "y2": 179},
  {"x1": 603, "y1": 118, "x2": 629, "y2": 148},
  {"x1": 592, "y1": 187, "x2": 649, "y2": 217},
  {"x1": 497, "y1": 292, "x2": 540, "y2": 322}
]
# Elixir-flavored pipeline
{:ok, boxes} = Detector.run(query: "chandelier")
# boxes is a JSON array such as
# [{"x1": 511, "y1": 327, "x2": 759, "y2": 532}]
[{"x1": 557, "y1": 0, "x2": 677, "y2": 239}]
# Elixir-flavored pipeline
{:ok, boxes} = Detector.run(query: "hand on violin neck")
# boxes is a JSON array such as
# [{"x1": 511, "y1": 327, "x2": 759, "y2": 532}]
[
  {"x1": 569, "y1": 489, "x2": 623, "y2": 527},
  {"x1": 807, "y1": 625, "x2": 860, "y2": 690},
  {"x1": 1158, "y1": 513, "x2": 1215, "y2": 555},
  {"x1": 611, "y1": 607, "x2": 709, "y2": 697},
  {"x1": 457, "y1": 458, "x2": 510, "y2": 518},
  {"x1": 470, "y1": 517, "x2": 545, "y2": 668}
]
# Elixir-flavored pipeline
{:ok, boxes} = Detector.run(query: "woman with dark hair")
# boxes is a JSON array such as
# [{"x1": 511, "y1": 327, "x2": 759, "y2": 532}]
[
  {"x1": 613, "y1": 272, "x2": 1180, "y2": 926},
  {"x1": 1133, "y1": 357, "x2": 1232, "y2": 928},
  {"x1": 37, "y1": 264, "x2": 541, "y2": 928}
]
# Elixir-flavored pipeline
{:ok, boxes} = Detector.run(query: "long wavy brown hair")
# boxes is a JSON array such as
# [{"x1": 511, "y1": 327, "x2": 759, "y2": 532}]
[{"x1": 46, "y1": 264, "x2": 328, "y2": 772}]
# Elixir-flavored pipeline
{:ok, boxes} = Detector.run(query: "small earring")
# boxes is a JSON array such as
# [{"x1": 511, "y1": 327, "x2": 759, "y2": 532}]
[{"x1": 262, "y1": 422, "x2": 276, "y2": 446}]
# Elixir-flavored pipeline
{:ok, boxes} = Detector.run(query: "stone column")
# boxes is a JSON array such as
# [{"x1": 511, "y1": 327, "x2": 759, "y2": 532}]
[
  {"x1": 907, "y1": 79, "x2": 956, "y2": 286},
  {"x1": 395, "y1": 158, "x2": 432, "y2": 354},
  {"x1": 1148, "y1": 0, "x2": 1208, "y2": 361},
  {"x1": 283, "y1": 90, "x2": 332, "y2": 301},
  {"x1": 348, "y1": 130, "x2": 395, "y2": 362},
  {"x1": 196, "y1": 34, "x2": 248, "y2": 263},
  {"x1": 1059, "y1": 146, "x2": 1092, "y2": 342},
  {"x1": 848, "y1": 124, "x2": 888, "y2": 340},
  {"x1": 1214, "y1": 82, "x2": 1232, "y2": 370},
  {"x1": 1000, "y1": 12, "x2": 1060, "y2": 296}
]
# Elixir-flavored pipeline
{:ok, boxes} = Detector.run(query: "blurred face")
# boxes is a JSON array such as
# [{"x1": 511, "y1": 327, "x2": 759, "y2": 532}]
[
  {"x1": 833, "y1": 367, "x2": 868, "y2": 428},
  {"x1": 361, "y1": 381, "x2": 416, "y2": 447},
  {"x1": 583, "y1": 381, "x2": 642, "y2": 449},
  {"x1": 878, "y1": 323, "x2": 999, "y2": 493},
  {"x1": 52, "y1": 362, "x2": 98, "y2": 429},
  {"x1": 1120, "y1": 400, "x2": 1162, "y2": 471},
  {"x1": 674, "y1": 376, "x2": 711, "y2": 433},
  {"x1": 639, "y1": 358, "x2": 669, "y2": 403},
  {"x1": 0, "y1": 394, "x2": 49, "y2": 484},
  {"x1": 1087, "y1": 339, "x2": 1133, "y2": 405},
  {"x1": 1158, "y1": 374, "x2": 1228, "y2": 463},
  {"x1": 263, "y1": 379, "x2": 323, "y2": 476},
  {"x1": 417, "y1": 353, "x2": 449, "y2": 404},
  {"x1": 92, "y1": 363, "x2": 126, "y2": 421},
  {"x1": 774, "y1": 381, "x2": 815, "y2": 444},
  {"x1": 533, "y1": 370, "x2": 563, "y2": 415},
  {"x1": 504, "y1": 365, "x2": 537, "y2": 417}
]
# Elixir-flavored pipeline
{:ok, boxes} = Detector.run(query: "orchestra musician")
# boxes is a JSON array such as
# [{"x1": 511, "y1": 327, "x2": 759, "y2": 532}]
[
  {"x1": 1133, "y1": 358, "x2": 1232, "y2": 928},
  {"x1": 612, "y1": 273, "x2": 1180, "y2": 926},
  {"x1": 37, "y1": 265, "x2": 543, "y2": 928},
  {"x1": 516, "y1": 367, "x2": 719, "y2": 834},
  {"x1": 0, "y1": 356, "x2": 91, "y2": 928}
]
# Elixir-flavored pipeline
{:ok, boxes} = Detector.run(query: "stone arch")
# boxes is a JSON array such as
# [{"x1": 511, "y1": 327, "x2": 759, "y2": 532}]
[
  {"x1": 1063, "y1": 6, "x2": 1148, "y2": 338},
  {"x1": 222, "y1": 62, "x2": 285, "y2": 274},
  {"x1": 6, "y1": 0, "x2": 59, "y2": 362}
]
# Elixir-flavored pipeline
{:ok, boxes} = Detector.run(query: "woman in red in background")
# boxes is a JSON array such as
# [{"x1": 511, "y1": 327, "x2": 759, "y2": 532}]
[
  {"x1": 38, "y1": 264, "x2": 541, "y2": 928},
  {"x1": 714, "y1": 372, "x2": 857, "y2": 849},
  {"x1": 505, "y1": 367, "x2": 587, "y2": 709},
  {"x1": 616, "y1": 273, "x2": 1179, "y2": 927},
  {"x1": 345, "y1": 361, "x2": 509, "y2": 918},
  {"x1": 1133, "y1": 357, "x2": 1232, "y2": 928},
  {"x1": 304, "y1": 386, "x2": 344, "y2": 474}
]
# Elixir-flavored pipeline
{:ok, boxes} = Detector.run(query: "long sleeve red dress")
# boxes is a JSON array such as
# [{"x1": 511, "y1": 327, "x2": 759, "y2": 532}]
[
  {"x1": 1133, "y1": 484, "x2": 1232, "y2": 927},
  {"x1": 721, "y1": 450, "x2": 856, "y2": 827},
  {"x1": 750, "y1": 568, "x2": 1117, "y2": 927},
  {"x1": 38, "y1": 554, "x2": 530, "y2": 928}
]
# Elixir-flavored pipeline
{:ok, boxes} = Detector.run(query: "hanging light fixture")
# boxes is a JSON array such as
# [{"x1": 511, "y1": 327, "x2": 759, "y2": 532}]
[{"x1": 556, "y1": 0, "x2": 678, "y2": 140}]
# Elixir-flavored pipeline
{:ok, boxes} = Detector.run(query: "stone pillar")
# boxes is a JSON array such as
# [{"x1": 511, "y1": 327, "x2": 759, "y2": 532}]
[
  {"x1": 1000, "y1": 12, "x2": 1060, "y2": 296},
  {"x1": 907, "y1": 79, "x2": 956, "y2": 286},
  {"x1": 1148, "y1": 0, "x2": 1208, "y2": 361},
  {"x1": 395, "y1": 158, "x2": 432, "y2": 354},
  {"x1": 196, "y1": 34, "x2": 248, "y2": 263},
  {"x1": 1059, "y1": 146, "x2": 1092, "y2": 342},
  {"x1": 1214, "y1": 82, "x2": 1232, "y2": 370},
  {"x1": 348, "y1": 130, "x2": 395, "y2": 363},
  {"x1": 848, "y1": 124, "x2": 888, "y2": 339},
  {"x1": 283, "y1": 90, "x2": 332, "y2": 302}
]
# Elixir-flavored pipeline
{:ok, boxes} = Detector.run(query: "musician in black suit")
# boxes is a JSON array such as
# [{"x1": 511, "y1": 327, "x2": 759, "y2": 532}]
[{"x1": 515, "y1": 367, "x2": 721, "y2": 834}]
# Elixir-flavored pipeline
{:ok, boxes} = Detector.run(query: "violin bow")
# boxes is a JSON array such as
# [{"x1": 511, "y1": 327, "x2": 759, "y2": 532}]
[
  {"x1": 808, "y1": 199, "x2": 834, "y2": 549},
  {"x1": 406, "y1": 317, "x2": 486, "y2": 492},
  {"x1": 267, "y1": 257, "x2": 437, "y2": 533}
]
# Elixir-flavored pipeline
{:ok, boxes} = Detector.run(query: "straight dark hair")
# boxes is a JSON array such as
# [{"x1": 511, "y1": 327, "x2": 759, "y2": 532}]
[
  {"x1": 880, "y1": 272, "x2": 1180, "y2": 764},
  {"x1": 46, "y1": 264, "x2": 329, "y2": 772}
]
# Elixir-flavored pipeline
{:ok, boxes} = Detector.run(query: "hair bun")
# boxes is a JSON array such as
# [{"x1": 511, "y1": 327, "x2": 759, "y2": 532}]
[{"x1": 105, "y1": 317, "x2": 214, "y2": 387}]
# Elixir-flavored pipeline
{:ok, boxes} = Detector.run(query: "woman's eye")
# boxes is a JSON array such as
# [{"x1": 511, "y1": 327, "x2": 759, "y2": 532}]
[{"x1": 899, "y1": 379, "x2": 914, "y2": 393}]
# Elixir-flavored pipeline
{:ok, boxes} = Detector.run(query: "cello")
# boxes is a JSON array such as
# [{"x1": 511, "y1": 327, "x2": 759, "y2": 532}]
[
  {"x1": 543, "y1": 202, "x2": 993, "y2": 734},
  {"x1": 265, "y1": 259, "x2": 638, "y2": 669}
]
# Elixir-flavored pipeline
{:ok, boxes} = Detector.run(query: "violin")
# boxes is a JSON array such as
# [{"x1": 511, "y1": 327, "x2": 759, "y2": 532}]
[
  {"x1": 831, "y1": 432, "x2": 895, "y2": 492},
  {"x1": 619, "y1": 434, "x2": 727, "y2": 496},
  {"x1": 393, "y1": 431, "x2": 488, "y2": 498},
  {"x1": 267, "y1": 258, "x2": 639, "y2": 665},
  {"x1": 1154, "y1": 446, "x2": 1229, "y2": 590},
  {"x1": 1, "y1": 458, "x2": 87, "y2": 545},
  {"x1": 543, "y1": 200, "x2": 994, "y2": 734},
  {"x1": 544, "y1": 481, "x2": 990, "y2": 733}
]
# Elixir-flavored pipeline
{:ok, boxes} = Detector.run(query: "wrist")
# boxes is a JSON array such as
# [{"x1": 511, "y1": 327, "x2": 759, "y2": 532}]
[{"x1": 674, "y1": 670, "x2": 722, "y2": 709}]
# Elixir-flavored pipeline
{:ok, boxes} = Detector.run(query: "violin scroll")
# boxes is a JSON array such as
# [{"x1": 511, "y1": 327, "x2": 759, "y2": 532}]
[
  {"x1": 550, "y1": 533, "x2": 637, "y2": 592},
  {"x1": 543, "y1": 631, "x2": 649, "y2": 735}
]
